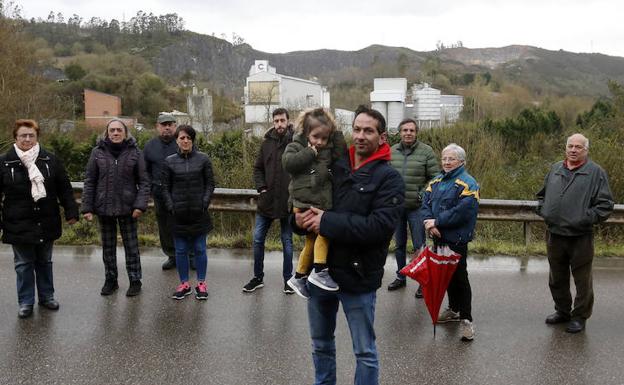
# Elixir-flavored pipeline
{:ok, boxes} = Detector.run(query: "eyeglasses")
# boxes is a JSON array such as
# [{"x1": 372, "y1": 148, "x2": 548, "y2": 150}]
[
  {"x1": 17, "y1": 133, "x2": 36, "y2": 139},
  {"x1": 566, "y1": 144, "x2": 586, "y2": 150}
]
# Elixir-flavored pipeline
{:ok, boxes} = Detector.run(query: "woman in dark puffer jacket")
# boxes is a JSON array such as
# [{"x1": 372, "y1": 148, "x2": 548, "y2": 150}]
[
  {"x1": 81, "y1": 119, "x2": 150, "y2": 297},
  {"x1": 0, "y1": 119, "x2": 79, "y2": 319},
  {"x1": 162, "y1": 125, "x2": 215, "y2": 300}
]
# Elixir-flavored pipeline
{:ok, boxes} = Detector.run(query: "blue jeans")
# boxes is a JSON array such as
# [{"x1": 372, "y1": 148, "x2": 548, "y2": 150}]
[
  {"x1": 307, "y1": 284, "x2": 378, "y2": 385},
  {"x1": 393, "y1": 208, "x2": 425, "y2": 280},
  {"x1": 13, "y1": 241, "x2": 55, "y2": 306},
  {"x1": 252, "y1": 214, "x2": 293, "y2": 281},
  {"x1": 174, "y1": 234, "x2": 207, "y2": 282}
]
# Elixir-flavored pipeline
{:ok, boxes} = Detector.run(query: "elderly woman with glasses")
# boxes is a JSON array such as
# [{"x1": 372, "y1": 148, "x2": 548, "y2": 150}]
[
  {"x1": 420, "y1": 143, "x2": 480, "y2": 341},
  {"x1": 0, "y1": 119, "x2": 79, "y2": 318}
]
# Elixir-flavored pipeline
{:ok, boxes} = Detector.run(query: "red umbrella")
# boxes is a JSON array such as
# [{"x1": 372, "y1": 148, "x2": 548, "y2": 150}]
[{"x1": 400, "y1": 245, "x2": 462, "y2": 336}]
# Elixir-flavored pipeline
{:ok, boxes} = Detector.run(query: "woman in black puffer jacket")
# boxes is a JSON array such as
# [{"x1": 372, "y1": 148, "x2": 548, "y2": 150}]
[
  {"x1": 162, "y1": 125, "x2": 215, "y2": 300},
  {"x1": 0, "y1": 119, "x2": 79, "y2": 319},
  {"x1": 81, "y1": 119, "x2": 149, "y2": 297}
]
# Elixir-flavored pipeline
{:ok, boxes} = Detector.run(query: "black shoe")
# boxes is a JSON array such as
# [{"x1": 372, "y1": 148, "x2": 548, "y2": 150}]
[
  {"x1": 162, "y1": 257, "x2": 176, "y2": 270},
  {"x1": 39, "y1": 299, "x2": 60, "y2": 310},
  {"x1": 387, "y1": 278, "x2": 406, "y2": 291},
  {"x1": 242, "y1": 277, "x2": 264, "y2": 293},
  {"x1": 101, "y1": 280, "x2": 119, "y2": 296},
  {"x1": 126, "y1": 280, "x2": 142, "y2": 297},
  {"x1": 566, "y1": 319, "x2": 586, "y2": 333},
  {"x1": 18, "y1": 305, "x2": 33, "y2": 319},
  {"x1": 283, "y1": 282, "x2": 295, "y2": 294},
  {"x1": 415, "y1": 286, "x2": 424, "y2": 298},
  {"x1": 545, "y1": 312, "x2": 570, "y2": 324}
]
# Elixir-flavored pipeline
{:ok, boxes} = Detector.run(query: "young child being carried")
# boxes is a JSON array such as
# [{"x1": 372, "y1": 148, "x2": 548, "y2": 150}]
[{"x1": 283, "y1": 108, "x2": 347, "y2": 299}]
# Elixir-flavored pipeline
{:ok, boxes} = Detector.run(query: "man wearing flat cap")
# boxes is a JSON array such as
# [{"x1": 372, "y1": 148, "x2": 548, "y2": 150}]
[{"x1": 144, "y1": 113, "x2": 179, "y2": 269}]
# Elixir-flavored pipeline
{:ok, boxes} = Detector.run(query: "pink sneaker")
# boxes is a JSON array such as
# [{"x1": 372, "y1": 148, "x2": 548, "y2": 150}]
[
  {"x1": 195, "y1": 281, "x2": 208, "y2": 300},
  {"x1": 172, "y1": 282, "x2": 191, "y2": 300}
]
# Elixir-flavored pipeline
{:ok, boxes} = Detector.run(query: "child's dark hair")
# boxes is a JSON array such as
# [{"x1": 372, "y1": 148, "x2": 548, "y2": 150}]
[{"x1": 295, "y1": 108, "x2": 337, "y2": 137}]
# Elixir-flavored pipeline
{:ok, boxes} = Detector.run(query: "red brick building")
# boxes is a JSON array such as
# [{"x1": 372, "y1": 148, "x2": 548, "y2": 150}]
[{"x1": 84, "y1": 89, "x2": 135, "y2": 129}]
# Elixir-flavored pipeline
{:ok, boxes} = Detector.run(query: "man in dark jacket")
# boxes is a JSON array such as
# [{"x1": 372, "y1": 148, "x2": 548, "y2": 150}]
[
  {"x1": 296, "y1": 105, "x2": 404, "y2": 385},
  {"x1": 242, "y1": 108, "x2": 295, "y2": 294},
  {"x1": 537, "y1": 133, "x2": 613, "y2": 334},
  {"x1": 143, "y1": 113, "x2": 179, "y2": 270},
  {"x1": 388, "y1": 118, "x2": 439, "y2": 294}
]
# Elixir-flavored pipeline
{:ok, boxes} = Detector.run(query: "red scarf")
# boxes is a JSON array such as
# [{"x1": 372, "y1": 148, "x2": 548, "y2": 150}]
[{"x1": 348, "y1": 143, "x2": 392, "y2": 171}]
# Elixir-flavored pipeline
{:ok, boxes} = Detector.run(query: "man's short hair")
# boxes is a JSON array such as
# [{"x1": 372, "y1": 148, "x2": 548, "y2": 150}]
[
  {"x1": 354, "y1": 105, "x2": 387, "y2": 134},
  {"x1": 175, "y1": 125, "x2": 197, "y2": 142},
  {"x1": 272, "y1": 108, "x2": 289, "y2": 120},
  {"x1": 14, "y1": 119, "x2": 40, "y2": 139},
  {"x1": 566, "y1": 134, "x2": 589, "y2": 150},
  {"x1": 398, "y1": 118, "x2": 418, "y2": 131}
]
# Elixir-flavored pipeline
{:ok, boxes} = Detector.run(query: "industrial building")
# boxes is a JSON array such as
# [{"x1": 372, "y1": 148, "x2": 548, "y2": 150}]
[
  {"x1": 244, "y1": 60, "x2": 330, "y2": 135},
  {"x1": 369, "y1": 79, "x2": 463, "y2": 131}
]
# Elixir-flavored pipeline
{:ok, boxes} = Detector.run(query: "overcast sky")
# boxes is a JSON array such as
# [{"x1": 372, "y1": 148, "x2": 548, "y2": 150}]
[{"x1": 16, "y1": 0, "x2": 624, "y2": 57}]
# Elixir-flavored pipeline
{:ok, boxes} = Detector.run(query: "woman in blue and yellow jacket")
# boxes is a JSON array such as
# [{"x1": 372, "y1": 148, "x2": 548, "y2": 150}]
[{"x1": 420, "y1": 143, "x2": 479, "y2": 341}]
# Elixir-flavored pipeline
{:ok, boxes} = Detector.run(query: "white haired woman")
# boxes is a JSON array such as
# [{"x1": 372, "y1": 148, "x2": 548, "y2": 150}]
[{"x1": 420, "y1": 143, "x2": 480, "y2": 341}]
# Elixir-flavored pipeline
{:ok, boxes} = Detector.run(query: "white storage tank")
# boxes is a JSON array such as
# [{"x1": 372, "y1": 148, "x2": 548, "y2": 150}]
[
  {"x1": 387, "y1": 102, "x2": 404, "y2": 130},
  {"x1": 371, "y1": 102, "x2": 388, "y2": 122},
  {"x1": 413, "y1": 83, "x2": 441, "y2": 122}
]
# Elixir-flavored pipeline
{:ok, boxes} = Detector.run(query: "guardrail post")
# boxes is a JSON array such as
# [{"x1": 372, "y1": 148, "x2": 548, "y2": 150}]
[{"x1": 523, "y1": 221, "x2": 531, "y2": 248}]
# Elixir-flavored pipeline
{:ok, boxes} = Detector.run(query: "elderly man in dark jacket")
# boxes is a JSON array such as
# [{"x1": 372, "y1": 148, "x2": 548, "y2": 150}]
[
  {"x1": 388, "y1": 118, "x2": 439, "y2": 294},
  {"x1": 242, "y1": 108, "x2": 295, "y2": 294},
  {"x1": 537, "y1": 133, "x2": 613, "y2": 333},
  {"x1": 296, "y1": 105, "x2": 404, "y2": 385}
]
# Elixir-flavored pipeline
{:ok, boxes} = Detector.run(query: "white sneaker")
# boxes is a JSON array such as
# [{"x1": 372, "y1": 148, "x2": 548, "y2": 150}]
[
  {"x1": 308, "y1": 268, "x2": 339, "y2": 291},
  {"x1": 437, "y1": 308, "x2": 460, "y2": 323},
  {"x1": 287, "y1": 276, "x2": 310, "y2": 299},
  {"x1": 460, "y1": 319, "x2": 475, "y2": 341}
]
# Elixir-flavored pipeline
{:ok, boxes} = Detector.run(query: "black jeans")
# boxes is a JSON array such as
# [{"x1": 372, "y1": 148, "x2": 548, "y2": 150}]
[
  {"x1": 445, "y1": 243, "x2": 472, "y2": 322},
  {"x1": 154, "y1": 198, "x2": 175, "y2": 259},
  {"x1": 547, "y1": 232, "x2": 594, "y2": 320}
]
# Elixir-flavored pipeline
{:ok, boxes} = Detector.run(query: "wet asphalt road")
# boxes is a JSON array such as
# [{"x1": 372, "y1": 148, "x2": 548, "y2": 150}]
[{"x1": 1, "y1": 245, "x2": 624, "y2": 385}]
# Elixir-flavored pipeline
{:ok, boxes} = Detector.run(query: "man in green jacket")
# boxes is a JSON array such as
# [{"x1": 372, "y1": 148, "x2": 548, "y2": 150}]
[
  {"x1": 537, "y1": 133, "x2": 613, "y2": 333},
  {"x1": 388, "y1": 118, "x2": 440, "y2": 293}
]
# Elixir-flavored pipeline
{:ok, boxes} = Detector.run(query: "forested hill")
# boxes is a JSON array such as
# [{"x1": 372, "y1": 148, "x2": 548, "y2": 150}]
[{"x1": 22, "y1": 14, "x2": 624, "y2": 100}]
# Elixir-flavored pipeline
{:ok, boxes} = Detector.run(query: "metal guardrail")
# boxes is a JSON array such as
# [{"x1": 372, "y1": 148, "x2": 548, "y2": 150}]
[{"x1": 71, "y1": 183, "x2": 624, "y2": 246}]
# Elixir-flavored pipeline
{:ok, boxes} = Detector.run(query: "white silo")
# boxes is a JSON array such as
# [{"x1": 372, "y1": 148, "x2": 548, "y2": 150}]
[
  {"x1": 413, "y1": 83, "x2": 441, "y2": 128},
  {"x1": 369, "y1": 78, "x2": 407, "y2": 132},
  {"x1": 387, "y1": 102, "x2": 404, "y2": 129},
  {"x1": 371, "y1": 102, "x2": 388, "y2": 122}
]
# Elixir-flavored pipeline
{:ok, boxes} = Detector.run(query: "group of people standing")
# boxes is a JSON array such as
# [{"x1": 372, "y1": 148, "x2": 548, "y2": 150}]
[
  {"x1": 0, "y1": 114, "x2": 215, "y2": 318},
  {"x1": 0, "y1": 104, "x2": 614, "y2": 385},
  {"x1": 82, "y1": 116, "x2": 215, "y2": 301}
]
